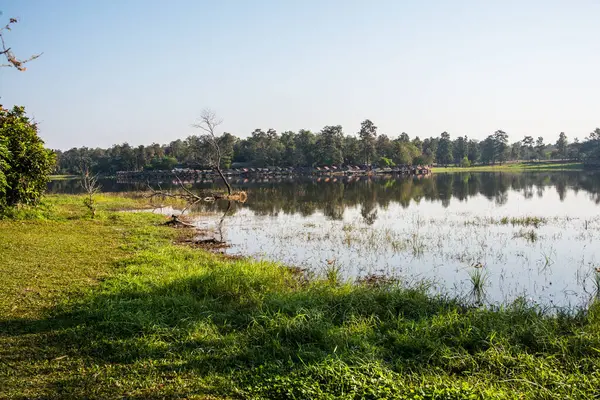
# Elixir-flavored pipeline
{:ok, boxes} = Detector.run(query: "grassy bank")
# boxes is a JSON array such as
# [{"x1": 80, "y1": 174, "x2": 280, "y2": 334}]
[
  {"x1": 49, "y1": 175, "x2": 79, "y2": 180},
  {"x1": 2, "y1": 195, "x2": 600, "y2": 399},
  {"x1": 432, "y1": 161, "x2": 584, "y2": 173}
]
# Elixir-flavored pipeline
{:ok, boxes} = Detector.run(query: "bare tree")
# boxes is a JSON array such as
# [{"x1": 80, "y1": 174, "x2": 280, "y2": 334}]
[
  {"x1": 80, "y1": 168, "x2": 101, "y2": 218},
  {"x1": 192, "y1": 109, "x2": 232, "y2": 195},
  {"x1": 0, "y1": 16, "x2": 42, "y2": 71}
]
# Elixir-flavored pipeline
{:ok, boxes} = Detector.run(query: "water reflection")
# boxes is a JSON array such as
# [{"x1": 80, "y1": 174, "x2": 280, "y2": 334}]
[
  {"x1": 49, "y1": 172, "x2": 600, "y2": 308},
  {"x1": 48, "y1": 172, "x2": 600, "y2": 222}
]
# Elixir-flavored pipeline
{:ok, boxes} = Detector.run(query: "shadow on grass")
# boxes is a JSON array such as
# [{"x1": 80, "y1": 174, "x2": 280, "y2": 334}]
[{"x1": 3, "y1": 255, "x2": 600, "y2": 399}]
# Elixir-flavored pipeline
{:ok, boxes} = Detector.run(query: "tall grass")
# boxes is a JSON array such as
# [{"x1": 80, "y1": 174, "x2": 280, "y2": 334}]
[{"x1": 467, "y1": 263, "x2": 488, "y2": 305}]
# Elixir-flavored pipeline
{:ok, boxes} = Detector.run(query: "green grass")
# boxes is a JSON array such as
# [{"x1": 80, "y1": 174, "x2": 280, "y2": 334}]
[
  {"x1": 432, "y1": 161, "x2": 584, "y2": 173},
  {"x1": 49, "y1": 175, "x2": 79, "y2": 180},
  {"x1": 3, "y1": 195, "x2": 600, "y2": 398}
]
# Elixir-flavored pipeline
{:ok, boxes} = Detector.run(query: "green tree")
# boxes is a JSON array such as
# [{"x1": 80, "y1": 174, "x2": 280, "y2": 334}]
[
  {"x1": 467, "y1": 139, "x2": 480, "y2": 163},
  {"x1": 393, "y1": 141, "x2": 420, "y2": 165},
  {"x1": 535, "y1": 137, "x2": 546, "y2": 160},
  {"x1": 436, "y1": 132, "x2": 453, "y2": 166},
  {"x1": 493, "y1": 130, "x2": 509, "y2": 164},
  {"x1": 342, "y1": 135, "x2": 361, "y2": 165},
  {"x1": 510, "y1": 142, "x2": 521, "y2": 160},
  {"x1": 294, "y1": 129, "x2": 316, "y2": 166},
  {"x1": 522, "y1": 136, "x2": 534, "y2": 160},
  {"x1": 480, "y1": 135, "x2": 496, "y2": 164},
  {"x1": 375, "y1": 134, "x2": 394, "y2": 159},
  {"x1": 453, "y1": 136, "x2": 467, "y2": 165},
  {"x1": 556, "y1": 132, "x2": 568, "y2": 159},
  {"x1": 0, "y1": 106, "x2": 56, "y2": 211},
  {"x1": 316, "y1": 125, "x2": 344, "y2": 165},
  {"x1": 358, "y1": 119, "x2": 377, "y2": 165}
]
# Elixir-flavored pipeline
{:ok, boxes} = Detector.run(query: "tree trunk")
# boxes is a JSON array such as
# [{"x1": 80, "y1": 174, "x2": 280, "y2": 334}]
[{"x1": 215, "y1": 166, "x2": 232, "y2": 195}]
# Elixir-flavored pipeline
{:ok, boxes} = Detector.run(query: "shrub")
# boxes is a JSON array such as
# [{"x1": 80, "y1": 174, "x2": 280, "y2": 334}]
[{"x1": 0, "y1": 105, "x2": 56, "y2": 212}]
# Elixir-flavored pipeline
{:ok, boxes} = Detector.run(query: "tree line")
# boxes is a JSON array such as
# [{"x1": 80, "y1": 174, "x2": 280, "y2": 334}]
[{"x1": 54, "y1": 119, "x2": 600, "y2": 175}]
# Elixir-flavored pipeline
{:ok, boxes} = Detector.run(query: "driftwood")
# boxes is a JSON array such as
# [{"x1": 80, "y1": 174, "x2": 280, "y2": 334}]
[
  {"x1": 146, "y1": 173, "x2": 246, "y2": 216},
  {"x1": 164, "y1": 215, "x2": 196, "y2": 228}
]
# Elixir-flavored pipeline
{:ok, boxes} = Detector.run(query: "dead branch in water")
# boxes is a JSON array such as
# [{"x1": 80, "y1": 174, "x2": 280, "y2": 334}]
[
  {"x1": 192, "y1": 109, "x2": 232, "y2": 195},
  {"x1": 145, "y1": 173, "x2": 246, "y2": 216},
  {"x1": 164, "y1": 214, "x2": 197, "y2": 228}
]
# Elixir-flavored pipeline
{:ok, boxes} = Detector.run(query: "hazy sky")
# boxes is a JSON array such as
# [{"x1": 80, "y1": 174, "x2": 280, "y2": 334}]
[{"x1": 1, "y1": 0, "x2": 599, "y2": 150}]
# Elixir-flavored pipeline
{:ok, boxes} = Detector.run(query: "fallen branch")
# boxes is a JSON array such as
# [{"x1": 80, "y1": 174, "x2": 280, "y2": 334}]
[{"x1": 164, "y1": 214, "x2": 196, "y2": 228}]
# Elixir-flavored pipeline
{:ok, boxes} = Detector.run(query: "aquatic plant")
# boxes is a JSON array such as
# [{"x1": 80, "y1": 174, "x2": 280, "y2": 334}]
[{"x1": 467, "y1": 262, "x2": 488, "y2": 305}]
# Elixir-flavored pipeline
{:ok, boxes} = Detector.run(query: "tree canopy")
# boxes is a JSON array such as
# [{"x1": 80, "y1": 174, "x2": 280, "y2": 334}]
[{"x1": 52, "y1": 122, "x2": 600, "y2": 175}]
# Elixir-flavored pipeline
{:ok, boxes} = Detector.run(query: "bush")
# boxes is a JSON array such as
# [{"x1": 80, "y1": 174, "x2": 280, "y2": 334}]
[
  {"x1": 460, "y1": 156, "x2": 471, "y2": 168},
  {"x1": 0, "y1": 105, "x2": 55, "y2": 212}
]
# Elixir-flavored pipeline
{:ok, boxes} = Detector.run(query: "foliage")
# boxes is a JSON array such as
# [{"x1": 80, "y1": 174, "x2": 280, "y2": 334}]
[
  {"x1": 53, "y1": 122, "x2": 600, "y2": 174},
  {"x1": 379, "y1": 156, "x2": 395, "y2": 167},
  {"x1": 0, "y1": 106, "x2": 55, "y2": 212},
  {"x1": 358, "y1": 119, "x2": 377, "y2": 165},
  {"x1": 436, "y1": 131, "x2": 453, "y2": 166},
  {"x1": 556, "y1": 132, "x2": 568, "y2": 159}
]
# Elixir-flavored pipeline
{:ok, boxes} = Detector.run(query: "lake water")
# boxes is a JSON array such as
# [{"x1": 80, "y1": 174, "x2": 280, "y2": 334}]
[{"x1": 49, "y1": 171, "x2": 600, "y2": 308}]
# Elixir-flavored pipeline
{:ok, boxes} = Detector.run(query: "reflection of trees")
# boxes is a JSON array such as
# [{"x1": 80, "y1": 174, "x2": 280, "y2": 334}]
[
  {"x1": 360, "y1": 180, "x2": 378, "y2": 225},
  {"x1": 47, "y1": 172, "x2": 600, "y2": 220}
]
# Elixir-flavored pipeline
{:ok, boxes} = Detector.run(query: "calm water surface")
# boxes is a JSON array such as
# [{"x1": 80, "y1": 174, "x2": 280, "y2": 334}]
[{"x1": 50, "y1": 171, "x2": 600, "y2": 307}]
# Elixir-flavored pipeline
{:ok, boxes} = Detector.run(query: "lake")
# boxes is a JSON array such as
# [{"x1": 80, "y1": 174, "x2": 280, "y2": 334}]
[{"x1": 49, "y1": 171, "x2": 600, "y2": 308}]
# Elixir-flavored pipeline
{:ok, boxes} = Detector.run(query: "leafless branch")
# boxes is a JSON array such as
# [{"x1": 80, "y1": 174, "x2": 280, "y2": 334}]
[
  {"x1": 192, "y1": 109, "x2": 232, "y2": 195},
  {"x1": 0, "y1": 17, "x2": 42, "y2": 71},
  {"x1": 80, "y1": 167, "x2": 101, "y2": 218},
  {"x1": 145, "y1": 173, "x2": 226, "y2": 217}
]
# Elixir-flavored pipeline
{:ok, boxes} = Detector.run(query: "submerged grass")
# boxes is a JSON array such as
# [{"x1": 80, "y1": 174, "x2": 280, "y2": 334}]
[{"x1": 3, "y1": 195, "x2": 600, "y2": 398}]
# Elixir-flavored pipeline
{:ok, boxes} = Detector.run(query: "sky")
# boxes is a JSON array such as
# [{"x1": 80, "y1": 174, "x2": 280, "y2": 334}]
[{"x1": 1, "y1": 0, "x2": 599, "y2": 150}]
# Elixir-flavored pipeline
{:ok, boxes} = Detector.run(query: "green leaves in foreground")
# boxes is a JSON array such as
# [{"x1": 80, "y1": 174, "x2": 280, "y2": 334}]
[{"x1": 0, "y1": 105, "x2": 56, "y2": 213}]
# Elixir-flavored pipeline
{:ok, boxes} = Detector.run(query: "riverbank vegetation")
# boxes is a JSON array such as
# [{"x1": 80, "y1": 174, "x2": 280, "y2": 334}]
[
  {"x1": 3, "y1": 194, "x2": 600, "y2": 399},
  {"x1": 432, "y1": 161, "x2": 584, "y2": 173},
  {"x1": 54, "y1": 122, "x2": 600, "y2": 174}
]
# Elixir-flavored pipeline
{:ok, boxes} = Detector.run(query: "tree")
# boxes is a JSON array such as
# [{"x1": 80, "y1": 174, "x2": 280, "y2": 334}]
[
  {"x1": 358, "y1": 119, "x2": 377, "y2": 165},
  {"x1": 453, "y1": 136, "x2": 467, "y2": 165},
  {"x1": 0, "y1": 16, "x2": 41, "y2": 71},
  {"x1": 556, "y1": 132, "x2": 568, "y2": 159},
  {"x1": 393, "y1": 141, "x2": 420, "y2": 165},
  {"x1": 375, "y1": 134, "x2": 394, "y2": 160},
  {"x1": 493, "y1": 130, "x2": 509, "y2": 164},
  {"x1": 0, "y1": 106, "x2": 55, "y2": 211},
  {"x1": 480, "y1": 135, "x2": 496, "y2": 164},
  {"x1": 294, "y1": 129, "x2": 316, "y2": 166},
  {"x1": 421, "y1": 138, "x2": 438, "y2": 165},
  {"x1": 316, "y1": 125, "x2": 344, "y2": 165},
  {"x1": 192, "y1": 109, "x2": 232, "y2": 195},
  {"x1": 436, "y1": 132, "x2": 453, "y2": 166},
  {"x1": 467, "y1": 139, "x2": 480, "y2": 164},
  {"x1": 510, "y1": 142, "x2": 521, "y2": 160},
  {"x1": 522, "y1": 136, "x2": 534, "y2": 160},
  {"x1": 342, "y1": 135, "x2": 361, "y2": 165},
  {"x1": 535, "y1": 137, "x2": 546, "y2": 160}
]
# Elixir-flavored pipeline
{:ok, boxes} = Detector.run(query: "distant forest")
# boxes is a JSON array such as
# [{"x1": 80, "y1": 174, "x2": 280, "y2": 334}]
[{"x1": 54, "y1": 120, "x2": 600, "y2": 175}]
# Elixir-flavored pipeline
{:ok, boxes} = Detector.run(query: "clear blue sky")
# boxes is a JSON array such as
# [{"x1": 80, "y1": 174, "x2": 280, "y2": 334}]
[{"x1": 1, "y1": 0, "x2": 599, "y2": 150}]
